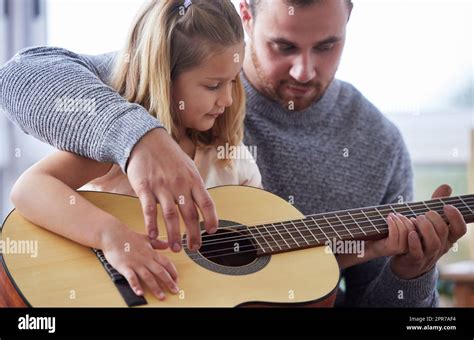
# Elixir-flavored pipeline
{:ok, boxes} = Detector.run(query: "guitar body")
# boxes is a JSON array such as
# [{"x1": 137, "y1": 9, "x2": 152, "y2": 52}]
[{"x1": 0, "y1": 185, "x2": 340, "y2": 307}]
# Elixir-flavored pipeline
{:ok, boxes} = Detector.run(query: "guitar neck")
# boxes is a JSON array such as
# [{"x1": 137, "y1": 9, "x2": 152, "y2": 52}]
[{"x1": 246, "y1": 194, "x2": 474, "y2": 256}]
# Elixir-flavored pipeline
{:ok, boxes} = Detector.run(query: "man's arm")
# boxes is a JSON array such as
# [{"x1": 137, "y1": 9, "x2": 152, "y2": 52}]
[
  {"x1": 0, "y1": 46, "x2": 218, "y2": 249},
  {"x1": 0, "y1": 46, "x2": 161, "y2": 171}
]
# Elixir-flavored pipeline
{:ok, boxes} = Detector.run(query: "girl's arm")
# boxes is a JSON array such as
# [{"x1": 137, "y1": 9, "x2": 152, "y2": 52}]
[
  {"x1": 10, "y1": 152, "x2": 178, "y2": 299},
  {"x1": 11, "y1": 151, "x2": 117, "y2": 248}
]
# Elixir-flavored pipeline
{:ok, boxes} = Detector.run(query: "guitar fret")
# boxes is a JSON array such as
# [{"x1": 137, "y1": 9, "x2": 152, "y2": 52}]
[
  {"x1": 374, "y1": 207, "x2": 386, "y2": 223},
  {"x1": 269, "y1": 223, "x2": 289, "y2": 249},
  {"x1": 301, "y1": 219, "x2": 320, "y2": 243},
  {"x1": 247, "y1": 227, "x2": 268, "y2": 253},
  {"x1": 422, "y1": 201, "x2": 431, "y2": 212},
  {"x1": 247, "y1": 194, "x2": 474, "y2": 256},
  {"x1": 405, "y1": 203, "x2": 417, "y2": 217},
  {"x1": 297, "y1": 220, "x2": 320, "y2": 243},
  {"x1": 334, "y1": 213, "x2": 354, "y2": 238},
  {"x1": 347, "y1": 211, "x2": 366, "y2": 236},
  {"x1": 458, "y1": 197, "x2": 474, "y2": 214},
  {"x1": 361, "y1": 209, "x2": 380, "y2": 233},
  {"x1": 392, "y1": 204, "x2": 414, "y2": 217},
  {"x1": 321, "y1": 215, "x2": 341, "y2": 239},
  {"x1": 429, "y1": 200, "x2": 446, "y2": 214},
  {"x1": 290, "y1": 220, "x2": 311, "y2": 246},
  {"x1": 279, "y1": 222, "x2": 299, "y2": 248},
  {"x1": 255, "y1": 225, "x2": 274, "y2": 252},
  {"x1": 310, "y1": 216, "x2": 330, "y2": 242},
  {"x1": 398, "y1": 205, "x2": 411, "y2": 215}
]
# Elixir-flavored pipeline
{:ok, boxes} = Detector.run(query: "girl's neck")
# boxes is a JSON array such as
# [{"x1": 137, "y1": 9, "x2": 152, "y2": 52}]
[{"x1": 177, "y1": 129, "x2": 196, "y2": 161}]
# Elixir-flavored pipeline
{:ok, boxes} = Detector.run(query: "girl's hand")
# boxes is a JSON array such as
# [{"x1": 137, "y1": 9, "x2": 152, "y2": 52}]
[
  {"x1": 101, "y1": 226, "x2": 179, "y2": 300},
  {"x1": 366, "y1": 213, "x2": 413, "y2": 258}
]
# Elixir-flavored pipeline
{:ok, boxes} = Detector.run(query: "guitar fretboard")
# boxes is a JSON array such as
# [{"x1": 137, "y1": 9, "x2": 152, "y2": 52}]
[{"x1": 240, "y1": 195, "x2": 474, "y2": 256}]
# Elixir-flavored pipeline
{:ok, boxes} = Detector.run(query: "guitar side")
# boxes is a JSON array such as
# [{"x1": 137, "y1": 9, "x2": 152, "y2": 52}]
[{"x1": 0, "y1": 185, "x2": 340, "y2": 307}]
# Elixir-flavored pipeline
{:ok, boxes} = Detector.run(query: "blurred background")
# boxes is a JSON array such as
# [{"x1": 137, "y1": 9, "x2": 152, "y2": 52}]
[{"x1": 0, "y1": 0, "x2": 473, "y2": 306}]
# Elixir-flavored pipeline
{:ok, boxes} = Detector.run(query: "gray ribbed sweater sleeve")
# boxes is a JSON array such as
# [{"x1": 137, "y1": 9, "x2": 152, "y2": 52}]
[{"x1": 0, "y1": 46, "x2": 163, "y2": 172}]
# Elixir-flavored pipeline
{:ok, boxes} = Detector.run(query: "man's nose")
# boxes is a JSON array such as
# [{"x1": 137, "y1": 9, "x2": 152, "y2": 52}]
[{"x1": 289, "y1": 54, "x2": 316, "y2": 84}]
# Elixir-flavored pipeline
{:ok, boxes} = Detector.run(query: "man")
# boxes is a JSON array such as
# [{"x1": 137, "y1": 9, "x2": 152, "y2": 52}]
[{"x1": 0, "y1": 0, "x2": 466, "y2": 306}]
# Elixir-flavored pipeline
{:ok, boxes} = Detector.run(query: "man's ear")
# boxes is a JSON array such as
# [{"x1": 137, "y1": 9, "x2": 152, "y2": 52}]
[{"x1": 240, "y1": 0, "x2": 254, "y2": 37}]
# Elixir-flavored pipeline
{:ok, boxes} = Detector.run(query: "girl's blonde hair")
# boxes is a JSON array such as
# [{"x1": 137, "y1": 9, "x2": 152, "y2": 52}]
[{"x1": 111, "y1": 0, "x2": 246, "y2": 166}]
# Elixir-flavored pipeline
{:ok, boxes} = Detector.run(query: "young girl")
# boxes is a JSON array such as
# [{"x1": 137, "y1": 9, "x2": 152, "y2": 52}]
[
  {"x1": 10, "y1": 0, "x2": 258, "y2": 301},
  {"x1": 10, "y1": 0, "x2": 415, "y2": 302}
]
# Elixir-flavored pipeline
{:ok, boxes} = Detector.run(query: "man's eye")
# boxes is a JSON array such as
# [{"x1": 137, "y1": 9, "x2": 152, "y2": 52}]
[{"x1": 316, "y1": 43, "x2": 335, "y2": 52}]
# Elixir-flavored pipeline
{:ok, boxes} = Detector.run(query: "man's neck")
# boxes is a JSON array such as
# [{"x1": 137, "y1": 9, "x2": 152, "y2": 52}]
[{"x1": 242, "y1": 52, "x2": 263, "y2": 98}]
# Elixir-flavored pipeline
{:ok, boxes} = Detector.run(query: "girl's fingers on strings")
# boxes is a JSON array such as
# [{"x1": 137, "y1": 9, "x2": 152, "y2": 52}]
[
  {"x1": 147, "y1": 261, "x2": 179, "y2": 294},
  {"x1": 156, "y1": 254, "x2": 179, "y2": 283},
  {"x1": 121, "y1": 267, "x2": 143, "y2": 296},
  {"x1": 137, "y1": 267, "x2": 166, "y2": 300}
]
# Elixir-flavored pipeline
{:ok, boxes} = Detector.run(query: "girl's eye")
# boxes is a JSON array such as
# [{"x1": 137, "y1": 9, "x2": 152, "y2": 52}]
[
  {"x1": 277, "y1": 44, "x2": 295, "y2": 53},
  {"x1": 206, "y1": 84, "x2": 220, "y2": 91}
]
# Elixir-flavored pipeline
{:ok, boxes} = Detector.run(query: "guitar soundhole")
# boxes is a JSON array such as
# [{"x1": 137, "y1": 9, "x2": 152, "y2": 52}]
[
  {"x1": 198, "y1": 228, "x2": 256, "y2": 267},
  {"x1": 183, "y1": 220, "x2": 270, "y2": 276}
]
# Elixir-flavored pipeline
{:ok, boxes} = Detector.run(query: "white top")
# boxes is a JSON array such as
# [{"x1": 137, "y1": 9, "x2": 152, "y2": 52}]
[{"x1": 80, "y1": 143, "x2": 262, "y2": 195}]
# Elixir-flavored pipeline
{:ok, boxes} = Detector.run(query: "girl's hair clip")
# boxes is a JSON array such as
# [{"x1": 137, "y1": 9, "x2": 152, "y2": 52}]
[{"x1": 172, "y1": 0, "x2": 192, "y2": 13}]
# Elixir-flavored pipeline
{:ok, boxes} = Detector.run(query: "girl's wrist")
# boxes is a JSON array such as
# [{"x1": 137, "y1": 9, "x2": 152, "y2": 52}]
[{"x1": 99, "y1": 217, "x2": 130, "y2": 251}]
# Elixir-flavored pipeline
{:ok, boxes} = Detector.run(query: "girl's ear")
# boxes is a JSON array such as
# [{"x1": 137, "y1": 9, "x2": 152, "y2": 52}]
[{"x1": 239, "y1": 0, "x2": 254, "y2": 37}]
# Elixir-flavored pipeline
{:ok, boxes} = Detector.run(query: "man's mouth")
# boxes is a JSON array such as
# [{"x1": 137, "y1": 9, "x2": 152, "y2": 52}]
[{"x1": 286, "y1": 84, "x2": 312, "y2": 95}]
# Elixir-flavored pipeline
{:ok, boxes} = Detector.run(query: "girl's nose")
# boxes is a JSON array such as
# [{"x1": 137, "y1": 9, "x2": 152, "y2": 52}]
[{"x1": 217, "y1": 83, "x2": 233, "y2": 108}]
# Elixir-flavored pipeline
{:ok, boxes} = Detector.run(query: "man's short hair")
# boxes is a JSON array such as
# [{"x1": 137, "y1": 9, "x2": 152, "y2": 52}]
[{"x1": 248, "y1": 0, "x2": 353, "y2": 18}]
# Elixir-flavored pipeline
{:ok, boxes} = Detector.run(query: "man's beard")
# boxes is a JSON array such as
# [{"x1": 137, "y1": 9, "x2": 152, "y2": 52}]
[{"x1": 250, "y1": 42, "x2": 330, "y2": 111}]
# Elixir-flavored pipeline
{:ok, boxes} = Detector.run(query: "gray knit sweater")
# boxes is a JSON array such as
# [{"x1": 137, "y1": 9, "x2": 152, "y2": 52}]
[{"x1": 0, "y1": 46, "x2": 439, "y2": 307}]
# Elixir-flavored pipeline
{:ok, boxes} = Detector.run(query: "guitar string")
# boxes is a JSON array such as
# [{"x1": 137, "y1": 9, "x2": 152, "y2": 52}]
[
  {"x1": 172, "y1": 196, "x2": 474, "y2": 244},
  {"x1": 181, "y1": 214, "x2": 471, "y2": 262},
  {"x1": 152, "y1": 198, "x2": 474, "y2": 247},
  {"x1": 181, "y1": 210, "x2": 473, "y2": 263},
  {"x1": 179, "y1": 210, "x2": 456, "y2": 263},
  {"x1": 163, "y1": 201, "x2": 473, "y2": 252},
  {"x1": 168, "y1": 205, "x2": 473, "y2": 262}
]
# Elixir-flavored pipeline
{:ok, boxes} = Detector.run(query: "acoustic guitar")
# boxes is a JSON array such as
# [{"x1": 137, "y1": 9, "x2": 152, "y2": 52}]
[{"x1": 1, "y1": 185, "x2": 472, "y2": 307}]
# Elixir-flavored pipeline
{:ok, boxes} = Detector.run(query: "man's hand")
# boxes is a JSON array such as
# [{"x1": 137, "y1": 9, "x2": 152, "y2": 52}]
[
  {"x1": 390, "y1": 184, "x2": 467, "y2": 279},
  {"x1": 126, "y1": 128, "x2": 218, "y2": 252}
]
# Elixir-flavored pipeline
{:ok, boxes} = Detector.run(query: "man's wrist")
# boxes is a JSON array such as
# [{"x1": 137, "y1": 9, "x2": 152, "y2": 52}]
[
  {"x1": 124, "y1": 126, "x2": 169, "y2": 174},
  {"x1": 389, "y1": 257, "x2": 433, "y2": 280},
  {"x1": 99, "y1": 107, "x2": 164, "y2": 173}
]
